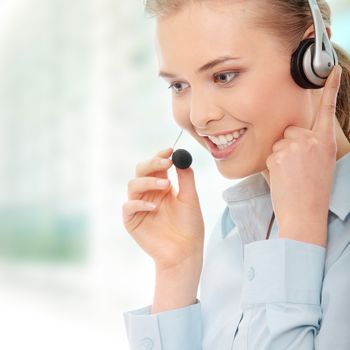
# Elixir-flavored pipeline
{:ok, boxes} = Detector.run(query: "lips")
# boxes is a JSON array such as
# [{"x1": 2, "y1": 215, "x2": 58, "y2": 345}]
[{"x1": 203, "y1": 128, "x2": 247, "y2": 160}]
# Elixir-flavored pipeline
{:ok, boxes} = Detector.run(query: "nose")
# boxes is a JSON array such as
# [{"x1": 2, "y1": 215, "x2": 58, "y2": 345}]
[{"x1": 189, "y1": 87, "x2": 223, "y2": 129}]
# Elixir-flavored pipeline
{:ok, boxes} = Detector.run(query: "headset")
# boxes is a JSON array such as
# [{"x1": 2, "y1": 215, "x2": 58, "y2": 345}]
[{"x1": 291, "y1": 0, "x2": 338, "y2": 89}]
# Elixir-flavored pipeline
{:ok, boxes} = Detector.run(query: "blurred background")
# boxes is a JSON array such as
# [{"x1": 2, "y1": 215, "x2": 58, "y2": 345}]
[{"x1": 0, "y1": 0, "x2": 349, "y2": 348}]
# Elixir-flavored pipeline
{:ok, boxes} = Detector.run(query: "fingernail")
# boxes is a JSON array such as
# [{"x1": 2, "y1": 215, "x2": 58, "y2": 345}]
[
  {"x1": 335, "y1": 64, "x2": 342, "y2": 75},
  {"x1": 160, "y1": 148, "x2": 170, "y2": 154},
  {"x1": 156, "y1": 179, "x2": 169, "y2": 186},
  {"x1": 146, "y1": 202, "x2": 156, "y2": 209},
  {"x1": 160, "y1": 158, "x2": 170, "y2": 165}
]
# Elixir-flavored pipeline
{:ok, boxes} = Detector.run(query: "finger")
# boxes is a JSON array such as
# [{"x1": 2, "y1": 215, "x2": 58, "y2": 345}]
[
  {"x1": 176, "y1": 166, "x2": 200, "y2": 203},
  {"x1": 122, "y1": 200, "x2": 157, "y2": 222},
  {"x1": 128, "y1": 176, "x2": 171, "y2": 200},
  {"x1": 312, "y1": 64, "x2": 342, "y2": 135},
  {"x1": 283, "y1": 125, "x2": 313, "y2": 139},
  {"x1": 266, "y1": 153, "x2": 274, "y2": 170},
  {"x1": 156, "y1": 147, "x2": 173, "y2": 157},
  {"x1": 271, "y1": 138, "x2": 291, "y2": 153},
  {"x1": 135, "y1": 154, "x2": 173, "y2": 177},
  {"x1": 266, "y1": 150, "x2": 284, "y2": 169}
]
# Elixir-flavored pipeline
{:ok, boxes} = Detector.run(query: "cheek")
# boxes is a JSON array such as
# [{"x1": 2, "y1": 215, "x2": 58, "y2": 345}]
[
  {"x1": 172, "y1": 98, "x2": 191, "y2": 129},
  {"x1": 240, "y1": 73, "x2": 307, "y2": 133}
]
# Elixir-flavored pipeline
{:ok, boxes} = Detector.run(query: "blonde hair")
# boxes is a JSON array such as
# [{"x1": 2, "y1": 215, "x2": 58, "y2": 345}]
[{"x1": 144, "y1": 0, "x2": 350, "y2": 141}]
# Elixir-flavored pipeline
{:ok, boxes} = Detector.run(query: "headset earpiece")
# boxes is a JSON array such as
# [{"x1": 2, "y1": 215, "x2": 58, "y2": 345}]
[
  {"x1": 291, "y1": 37, "x2": 338, "y2": 89},
  {"x1": 291, "y1": 38, "x2": 322, "y2": 89}
]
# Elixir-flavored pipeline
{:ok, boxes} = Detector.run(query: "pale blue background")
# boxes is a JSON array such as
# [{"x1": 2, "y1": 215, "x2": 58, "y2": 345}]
[{"x1": 0, "y1": 0, "x2": 349, "y2": 349}]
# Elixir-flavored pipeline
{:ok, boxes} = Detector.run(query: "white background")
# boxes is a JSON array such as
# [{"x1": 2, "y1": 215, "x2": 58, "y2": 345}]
[{"x1": 0, "y1": 0, "x2": 349, "y2": 349}]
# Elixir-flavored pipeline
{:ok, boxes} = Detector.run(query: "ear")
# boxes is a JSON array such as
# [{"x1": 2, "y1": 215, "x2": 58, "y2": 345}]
[{"x1": 302, "y1": 24, "x2": 332, "y2": 41}]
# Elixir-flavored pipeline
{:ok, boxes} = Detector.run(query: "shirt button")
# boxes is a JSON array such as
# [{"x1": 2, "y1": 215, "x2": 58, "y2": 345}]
[
  {"x1": 140, "y1": 337, "x2": 153, "y2": 349},
  {"x1": 247, "y1": 266, "x2": 255, "y2": 281}
]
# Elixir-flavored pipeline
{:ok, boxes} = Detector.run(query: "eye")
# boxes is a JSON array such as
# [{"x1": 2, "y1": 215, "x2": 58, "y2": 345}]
[
  {"x1": 167, "y1": 71, "x2": 239, "y2": 95},
  {"x1": 168, "y1": 82, "x2": 189, "y2": 95},
  {"x1": 213, "y1": 71, "x2": 238, "y2": 84}
]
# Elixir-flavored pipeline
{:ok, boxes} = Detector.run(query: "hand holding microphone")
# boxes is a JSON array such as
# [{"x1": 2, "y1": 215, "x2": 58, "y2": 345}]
[{"x1": 121, "y1": 133, "x2": 204, "y2": 273}]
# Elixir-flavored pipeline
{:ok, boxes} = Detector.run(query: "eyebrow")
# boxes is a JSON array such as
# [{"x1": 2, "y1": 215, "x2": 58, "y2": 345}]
[{"x1": 158, "y1": 56, "x2": 242, "y2": 79}]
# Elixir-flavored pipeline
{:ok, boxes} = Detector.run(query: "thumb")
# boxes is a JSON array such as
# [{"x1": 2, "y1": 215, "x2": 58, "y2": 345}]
[{"x1": 176, "y1": 166, "x2": 200, "y2": 203}]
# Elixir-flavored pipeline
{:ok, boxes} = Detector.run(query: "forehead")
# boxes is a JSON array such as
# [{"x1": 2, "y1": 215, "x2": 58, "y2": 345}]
[{"x1": 155, "y1": 1, "x2": 259, "y2": 65}]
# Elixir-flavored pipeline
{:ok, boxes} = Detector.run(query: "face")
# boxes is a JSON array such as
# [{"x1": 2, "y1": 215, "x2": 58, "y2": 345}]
[{"x1": 155, "y1": 1, "x2": 320, "y2": 179}]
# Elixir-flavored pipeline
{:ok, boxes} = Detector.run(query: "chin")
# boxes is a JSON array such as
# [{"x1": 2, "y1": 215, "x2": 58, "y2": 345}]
[
  {"x1": 214, "y1": 161, "x2": 251, "y2": 180},
  {"x1": 215, "y1": 159, "x2": 267, "y2": 180}
]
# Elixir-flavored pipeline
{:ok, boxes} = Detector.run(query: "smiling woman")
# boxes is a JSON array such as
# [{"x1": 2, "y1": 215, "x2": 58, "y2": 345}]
[
  {"x1": 153, "y1": 0, "x2": 350, "y2": 180},
  {"x1": 122, "y1": 0, "x2": 350, "y2": 349}
]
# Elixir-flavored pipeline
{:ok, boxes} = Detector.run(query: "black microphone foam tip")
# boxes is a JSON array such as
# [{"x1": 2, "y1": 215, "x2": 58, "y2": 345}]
[{"x1": 172, "y1": 149, "x2": 192, "y2": 169}]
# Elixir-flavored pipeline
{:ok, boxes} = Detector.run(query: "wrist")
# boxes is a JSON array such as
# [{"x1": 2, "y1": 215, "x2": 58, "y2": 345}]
[
  {"x1": 278, "y1": 225, "x2": 327, "y2": 248},
  {"x1": 152, "y1": 256, "x2": 203, "y2": 314}
]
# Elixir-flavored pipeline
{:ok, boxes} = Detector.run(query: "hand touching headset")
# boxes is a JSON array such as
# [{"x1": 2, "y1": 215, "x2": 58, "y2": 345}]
[{"x1": 267, "y1": 0, "x2": 342, "y2": 247}]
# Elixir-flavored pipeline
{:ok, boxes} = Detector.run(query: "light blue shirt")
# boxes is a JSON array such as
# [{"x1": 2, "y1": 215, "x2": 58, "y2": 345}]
[{"x1": 123, "y1": 151, "x2": 350, "y2": 350}]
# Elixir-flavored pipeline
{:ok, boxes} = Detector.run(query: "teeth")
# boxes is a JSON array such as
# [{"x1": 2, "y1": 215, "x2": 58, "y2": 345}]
[
  {"x1": 217, "y1": 140, "x2": 236, "y2": 150},
  {"x1": 226, "y1": 134, "x2": 233, "y2": 142},
  {"x1": 208, "y1": 128, "x2": 246, "y2": 145},
  {"x1": 218, "y1": 135, "x2": 227, "y2": 144},
  {"x1": 232, "y1": 130, "x2": 241, "y2": 139}
]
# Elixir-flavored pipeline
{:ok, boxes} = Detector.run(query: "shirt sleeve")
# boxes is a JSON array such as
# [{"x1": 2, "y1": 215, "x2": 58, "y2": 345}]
[
  {"x1": 237, "y1": 238, "x2": 326, "y2": 349},
  {"x1": 314, "y1": 243, "x2": 350, "y2": 349},
  {"x1": 123, "y1": 299, "x2": 202, "y2": 350}
]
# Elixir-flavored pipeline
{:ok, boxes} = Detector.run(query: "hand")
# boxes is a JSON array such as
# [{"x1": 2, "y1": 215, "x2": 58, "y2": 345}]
[
  {"x1": 266, "y1": 65, "x2": 343, "y2": 247},
  {"x1": 122, "y1": 147, "x2": 205, "y2": 270}
]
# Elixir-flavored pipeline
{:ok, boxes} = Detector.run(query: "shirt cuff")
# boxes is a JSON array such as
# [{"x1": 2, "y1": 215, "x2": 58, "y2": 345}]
[
  {"x1": 241, "y1": 239, "x2": 326, "y2": 307},
  {"x1": 123, "y1": 299, "x2": 202, "y2": 349}
]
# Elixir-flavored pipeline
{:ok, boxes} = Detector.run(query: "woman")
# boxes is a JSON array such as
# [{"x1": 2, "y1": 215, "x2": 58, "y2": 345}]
[{"x1": 122, "y1": 0, "x2": 350, "y2": 348}]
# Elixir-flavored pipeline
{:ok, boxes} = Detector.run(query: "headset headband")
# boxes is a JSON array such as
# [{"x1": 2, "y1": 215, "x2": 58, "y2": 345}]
[{"x1": 307, "y1": 0, "x2": 338, "y2": 78}]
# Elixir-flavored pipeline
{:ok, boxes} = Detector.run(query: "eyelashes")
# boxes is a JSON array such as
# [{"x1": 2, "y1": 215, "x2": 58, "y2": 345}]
[
  {"x1": 213, "y1": 72, "x2": 238, "y2": 84},
  {"x1": 167, "y1": 82, "x2": 186, "y2": 94},
  {"x1": 167, "y1": 71, "x2": 239, "y2": 95}
]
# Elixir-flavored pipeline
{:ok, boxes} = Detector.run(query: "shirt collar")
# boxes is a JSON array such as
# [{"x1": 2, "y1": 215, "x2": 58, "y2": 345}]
[{"x1": 221, "y1": 151, "x2": 350, "y2": 240}]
